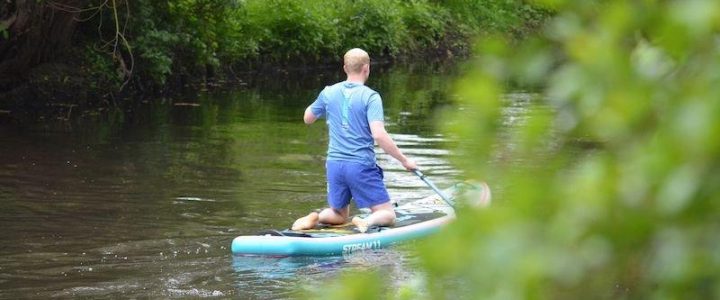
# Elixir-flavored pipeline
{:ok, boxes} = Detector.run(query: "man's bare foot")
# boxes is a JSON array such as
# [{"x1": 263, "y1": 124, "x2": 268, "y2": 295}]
[
  {"x1": 291, "y1": 212, "x2": 319, "y2": 230},
  {"x1": 352, "y1": 216, "x2": 369, "y2": 233}
]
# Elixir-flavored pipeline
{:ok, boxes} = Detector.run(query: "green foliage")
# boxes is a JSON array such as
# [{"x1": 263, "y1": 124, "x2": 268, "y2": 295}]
[
  {"x1": 399, "y1": 0, "x2": 451, "y2": 51},
  {"x1": 124, "y1": 1, "x2": 176, "y2": 85},
  {"x1": 79, "y1": 44, "x2": 123, "y2": 92},
  {"x1": 127, "y1": 0, "x2": 256, "y2": 83},
  {"x1": 134, "y1": 29, "x2": 177, "y2": 85},
  {"x1": 244, "y1": 0, "x2": 341, "y2": 61},
  {"x1": 318, "y1": 0, "x2": 720, "y2": 299},
  {"x1": 336, "y1": 0, "x2": 409, "y2": 56},
  {"x1": 72, "y1": 0, "x2": 549, "y2": 87},
  {"x1": 166, "y1": 0, "x2": 250, "y2": 68},
  {"x1": 0, "y1": 24, "x2": 8, "y2": 40},
  {"x1": 435, "y1": 0, "x2": 553, "y2": 37}
]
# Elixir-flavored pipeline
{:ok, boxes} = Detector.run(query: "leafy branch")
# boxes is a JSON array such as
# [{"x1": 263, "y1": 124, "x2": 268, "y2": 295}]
[{"x1": 48, "y1": 0, "x2": 134, "y2": 89}]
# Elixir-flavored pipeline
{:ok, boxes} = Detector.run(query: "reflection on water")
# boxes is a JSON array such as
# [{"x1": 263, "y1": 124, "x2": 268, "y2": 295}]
[
  {"x1": 0, "y1": 63, "x2": 492, "y2": 298},
  {"x1": 232, "y1": 247, "x2": 423, "y2": 299},
  {"x1": 231, "y1": 255, "x2": 346, "y2": 298}
]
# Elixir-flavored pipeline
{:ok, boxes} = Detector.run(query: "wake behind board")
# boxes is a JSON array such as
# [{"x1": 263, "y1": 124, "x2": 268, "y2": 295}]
[{"x1": 231, "y1": 182, "x2": 490, "y2": 256}]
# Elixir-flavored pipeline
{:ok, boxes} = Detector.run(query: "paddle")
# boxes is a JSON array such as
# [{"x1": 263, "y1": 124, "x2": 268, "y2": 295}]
[{"x1": 412, "y1": 169, "x2": 454, "y2": 207}]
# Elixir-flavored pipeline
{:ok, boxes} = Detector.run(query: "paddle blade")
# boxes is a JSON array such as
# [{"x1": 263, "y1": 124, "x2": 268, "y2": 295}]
[{"x1": 460, "y1": 181, "x2": 492, "y2": 208}]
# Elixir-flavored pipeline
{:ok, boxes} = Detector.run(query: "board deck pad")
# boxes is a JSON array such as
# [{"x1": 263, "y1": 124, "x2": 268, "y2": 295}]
[{"x1": 279, "y1": 210, "x2": 449, "y2": 237}]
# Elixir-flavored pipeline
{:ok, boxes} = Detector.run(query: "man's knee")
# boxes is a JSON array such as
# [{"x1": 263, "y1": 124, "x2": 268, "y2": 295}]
[
  {"x1": 319, "y1": 207, "x2": 348, "y2": 224},
  {"x1": 367, "y1": 202, "x2": 396, "y2": 226},
  {"x1": 370, "y1": 202, "x2": 396, "y2": 218}
]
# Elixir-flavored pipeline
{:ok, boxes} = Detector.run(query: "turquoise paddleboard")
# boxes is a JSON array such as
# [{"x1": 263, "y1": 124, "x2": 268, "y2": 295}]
[{"x1": 231, "y1": 182, "x2": 490, "y2": 256}]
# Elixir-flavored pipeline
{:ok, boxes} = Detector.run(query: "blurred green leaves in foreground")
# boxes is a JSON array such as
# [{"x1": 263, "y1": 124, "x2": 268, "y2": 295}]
[{"x1": 311, "y1": 0, "x2": 720, "y2": 299}]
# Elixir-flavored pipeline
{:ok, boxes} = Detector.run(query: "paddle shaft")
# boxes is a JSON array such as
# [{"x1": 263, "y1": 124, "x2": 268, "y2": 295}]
[{"x1": 413, "y1": 170, "x2": 453, "y2": 207}]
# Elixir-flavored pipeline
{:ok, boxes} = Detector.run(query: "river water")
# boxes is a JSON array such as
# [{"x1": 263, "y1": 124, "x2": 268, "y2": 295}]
[{"x1": 0, "y1": 63, "x2": 471, "y2": 298}]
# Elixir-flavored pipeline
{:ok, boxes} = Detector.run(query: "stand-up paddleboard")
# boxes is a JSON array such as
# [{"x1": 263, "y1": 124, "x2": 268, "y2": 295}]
[{"x1": 231, "y1": 182, "x2": 490, "y2": 256}]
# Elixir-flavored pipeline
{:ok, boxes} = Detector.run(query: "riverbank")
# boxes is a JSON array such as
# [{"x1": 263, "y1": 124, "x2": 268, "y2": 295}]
[{"x1": 0, "y1": 0, "x2": 551, "y2": 123}]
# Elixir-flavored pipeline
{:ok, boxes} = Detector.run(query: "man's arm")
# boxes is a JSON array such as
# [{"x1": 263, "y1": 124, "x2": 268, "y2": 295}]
[
  {"x1": 370, "y1": 121, "x2": 417, "y2": 171},
  {"x1": 304, "y1": 106, "x2": 319, "y2": 124}
]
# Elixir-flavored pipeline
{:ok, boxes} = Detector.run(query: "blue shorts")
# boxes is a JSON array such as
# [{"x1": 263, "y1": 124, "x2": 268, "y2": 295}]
[{"x1": 326, "y1": 160, "x2": 390, "y2": 209}]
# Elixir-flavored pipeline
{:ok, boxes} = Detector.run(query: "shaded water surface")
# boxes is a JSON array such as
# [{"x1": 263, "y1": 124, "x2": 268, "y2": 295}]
[{"x1": 0, "y1": 64, "x2": 471, "y2": 298}]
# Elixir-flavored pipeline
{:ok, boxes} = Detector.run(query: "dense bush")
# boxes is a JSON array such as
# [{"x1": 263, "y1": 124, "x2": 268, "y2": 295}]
[
  {"x1": 336, "y1": 0, "x2": 410, "y2": 57},
  {"x1": 244, "y1": 0, "x2": 341, "y2": 62},
  {"x1": 399, "y1": 0, "x2": 451, "y2": 51},
  {"x1": 73, "y1": 0, "x2": 550, "y2": 87},
  {"x1": 434, "y1": 0, "x2": 552, "y2": 37},
  {"x1": 127, "y1": 1, "x2": 256, "y2": 84}
]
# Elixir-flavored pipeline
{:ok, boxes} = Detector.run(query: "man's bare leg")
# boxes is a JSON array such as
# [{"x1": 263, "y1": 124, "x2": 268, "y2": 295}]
[
  {"x1": 291, "y1": 211, "x2": 319, "y2": 230},
  {"x1": 291, "y1": 207, "x2": 348, "y2": 230},
  {"x1": 318, "y1": 207, "x2": 349, "y2": 225},
  {"x1": 352, "y1": 202, "x2": 396, "y2": 233}
]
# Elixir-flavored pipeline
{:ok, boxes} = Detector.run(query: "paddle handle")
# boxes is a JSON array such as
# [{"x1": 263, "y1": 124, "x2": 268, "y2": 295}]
[{"x1": 412, "y1": 169, "x2": 453, "y2": 207}]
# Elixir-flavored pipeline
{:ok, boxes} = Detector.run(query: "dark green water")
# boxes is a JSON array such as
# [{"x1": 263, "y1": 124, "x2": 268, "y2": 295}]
[{"x1": 0, "y1": 64, "x2": 463, "y2": 298}]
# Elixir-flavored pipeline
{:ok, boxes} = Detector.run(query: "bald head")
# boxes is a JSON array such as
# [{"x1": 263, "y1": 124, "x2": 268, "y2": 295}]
[{"x1": 343, "y1": 48, "x2": 370, "y2": 74}]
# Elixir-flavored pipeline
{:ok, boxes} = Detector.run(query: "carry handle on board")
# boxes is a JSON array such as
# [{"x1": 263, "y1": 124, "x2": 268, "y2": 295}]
[{"x1": 412, "y1": 169, "x2": 453, "y2": 207}]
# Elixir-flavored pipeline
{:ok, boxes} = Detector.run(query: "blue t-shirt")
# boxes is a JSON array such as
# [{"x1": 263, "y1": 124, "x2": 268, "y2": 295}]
[{"x1": 309, "y1": 81, "x2": 384, "y2": 165}]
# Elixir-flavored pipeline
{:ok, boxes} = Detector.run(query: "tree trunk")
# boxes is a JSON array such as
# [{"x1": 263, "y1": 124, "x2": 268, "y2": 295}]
[{"x1": 0, "y1": 0, "x2": 83, "y2": 90}]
